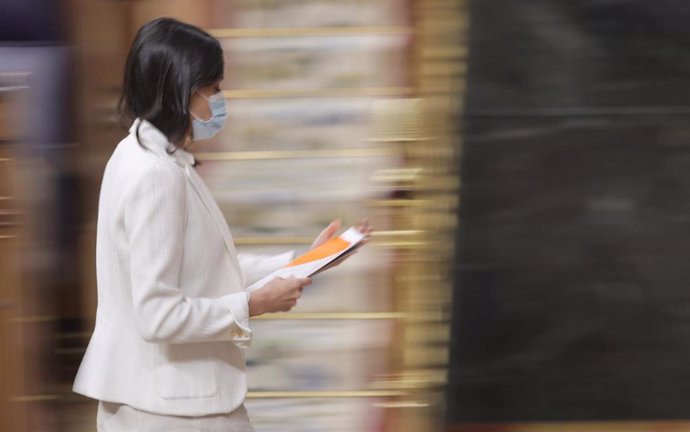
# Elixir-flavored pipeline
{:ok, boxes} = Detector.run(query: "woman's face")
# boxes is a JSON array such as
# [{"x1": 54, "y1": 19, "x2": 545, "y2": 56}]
[{"x1": 189, "y1": 80, "x2": 222, "y2": 122}]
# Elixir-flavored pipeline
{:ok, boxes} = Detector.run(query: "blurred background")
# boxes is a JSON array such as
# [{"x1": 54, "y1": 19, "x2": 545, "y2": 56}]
[
  {"x1": 5, "y1": 0, "x2": 690, "y2": 432},
  {"x1": 0, "y1": 0, "x2": 462, "y2": 431}
]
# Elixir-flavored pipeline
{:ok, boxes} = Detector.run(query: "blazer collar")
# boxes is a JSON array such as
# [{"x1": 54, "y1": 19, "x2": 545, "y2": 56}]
[{"x1": 128, "y1": 118, "x2": 196, "y2": 168}]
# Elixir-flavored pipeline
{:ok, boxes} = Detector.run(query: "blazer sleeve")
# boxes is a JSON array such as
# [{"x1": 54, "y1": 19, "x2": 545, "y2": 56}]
[
  {"x1": 237, "y1": 250, "x2": 296, "y2": 288},
  {"x1": 125, "y1": 162, "x2": 251, "y2": 347}
]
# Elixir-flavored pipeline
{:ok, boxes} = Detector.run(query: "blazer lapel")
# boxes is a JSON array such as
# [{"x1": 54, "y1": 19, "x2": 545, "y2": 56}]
[
  {"x1": 182, "y1": 163, "x2": 239, "y2": 259},
  {"x1": 129, "y1": 118, "x2": 243, "y2": 282}
]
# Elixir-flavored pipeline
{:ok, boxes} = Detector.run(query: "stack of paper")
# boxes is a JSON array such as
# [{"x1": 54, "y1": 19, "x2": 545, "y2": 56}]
[{"x1": 246, "y1": 227, "x2": 366, "y2": 292}]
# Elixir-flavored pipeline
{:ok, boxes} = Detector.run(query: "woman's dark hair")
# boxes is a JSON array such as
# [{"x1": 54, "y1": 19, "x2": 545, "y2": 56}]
[{"x1": 119, "y1": 17, "x2": 223, "y2": 149}]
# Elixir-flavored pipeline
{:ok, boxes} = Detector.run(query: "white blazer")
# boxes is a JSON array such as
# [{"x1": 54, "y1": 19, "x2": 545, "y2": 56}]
[{"x1": 73, "y1": 118, "x2": 294, "y2": 416}]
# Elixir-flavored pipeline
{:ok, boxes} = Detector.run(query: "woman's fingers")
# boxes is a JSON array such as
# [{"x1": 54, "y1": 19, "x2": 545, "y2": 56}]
[
  {"x1": 311, "y1": 219, "x2": 342, "y2": 249},
  {"x1": 314, "y1": 217, "x2": 373, "y2": 250},
  {"x1": 356, "y1": 217, "x2": 373, "y2": 236},
  {"x1": 327, "y1": 219, "x2": 341, "y2": 235}
]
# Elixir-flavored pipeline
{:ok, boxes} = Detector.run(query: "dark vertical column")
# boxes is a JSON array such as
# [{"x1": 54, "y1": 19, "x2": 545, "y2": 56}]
[{"x1": 447, "y1": 0, "x2": 690, "y2": 422}]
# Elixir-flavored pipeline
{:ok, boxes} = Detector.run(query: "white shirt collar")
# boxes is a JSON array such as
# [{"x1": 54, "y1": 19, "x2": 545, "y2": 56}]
[{"x1": 128, "y1": 118, "x2": 196, "y2": 167}]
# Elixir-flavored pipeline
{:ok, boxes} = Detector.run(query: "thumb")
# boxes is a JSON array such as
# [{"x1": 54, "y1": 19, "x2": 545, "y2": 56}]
[{"x1": 327, "y1": 219, "x2": 342, "y2": 234}]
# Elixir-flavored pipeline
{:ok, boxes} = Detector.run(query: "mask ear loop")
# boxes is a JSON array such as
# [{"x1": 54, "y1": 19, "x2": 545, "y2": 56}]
[
  {"x1": 197, "y1": 91, "x2": 211, "y2": 101},
  {"x1": 190, "y1": 90, "x2": 212, "y2": 122}
]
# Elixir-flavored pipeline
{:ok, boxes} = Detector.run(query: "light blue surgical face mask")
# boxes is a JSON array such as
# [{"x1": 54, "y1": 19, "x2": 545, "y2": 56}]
[{"x1": 191, "y1": 90, "x2": 227, "y2": 141}]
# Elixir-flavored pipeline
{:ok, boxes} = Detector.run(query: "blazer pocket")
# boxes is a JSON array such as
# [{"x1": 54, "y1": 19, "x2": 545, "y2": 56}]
[{"x1": 154, "y1": 343, "x2": 219, "y2": 400}]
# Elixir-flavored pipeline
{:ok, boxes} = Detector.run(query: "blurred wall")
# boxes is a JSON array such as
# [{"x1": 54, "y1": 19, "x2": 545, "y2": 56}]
[
  {"x1": 0, "y1": 0, "x2": 62, "y2": 41},
  {"x1": 448, "y1": 0, "x2": 690, "y2": 423},
  {"x1": 0, "y1": 2, "x2": 73, "y2": 430}
]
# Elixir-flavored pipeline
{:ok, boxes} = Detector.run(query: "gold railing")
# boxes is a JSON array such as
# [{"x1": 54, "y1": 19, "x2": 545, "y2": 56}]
[
  {"x1": 195, "y1": 147, "x2": 398, "y2": 161},
  {"x1": 209, "y1": 26, "x2": 413, "y2": 38},
  {"x1": 222, "y1": 87, "x2": 414, "y2": 99}
]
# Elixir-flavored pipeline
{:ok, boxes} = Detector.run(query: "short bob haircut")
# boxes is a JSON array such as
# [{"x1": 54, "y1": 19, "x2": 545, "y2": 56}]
[{"x1": 119, "y1": 17, "x2": 224, "y2": 149}]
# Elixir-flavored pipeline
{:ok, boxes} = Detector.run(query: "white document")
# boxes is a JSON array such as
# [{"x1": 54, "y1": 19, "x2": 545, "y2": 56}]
[{"x1": 246, "y1": 227, "x2": 365, "y2": 292}]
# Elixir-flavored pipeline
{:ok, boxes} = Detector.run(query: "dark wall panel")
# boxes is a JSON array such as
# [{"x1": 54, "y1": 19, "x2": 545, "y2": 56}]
[{"x1": 447, "y1": 0, "x2": 690, "y2": 422}]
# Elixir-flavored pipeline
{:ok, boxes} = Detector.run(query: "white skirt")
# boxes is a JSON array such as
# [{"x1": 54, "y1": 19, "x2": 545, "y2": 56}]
[{"x1": 97, "y1": 401, "x2": 255, "y2": 432}]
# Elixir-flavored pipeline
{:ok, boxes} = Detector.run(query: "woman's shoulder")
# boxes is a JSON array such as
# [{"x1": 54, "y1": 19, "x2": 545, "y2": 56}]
[
  {"x1": 104, "y1": 133, "x2": 187, "y2": 194},
  {"x1": 111, "y1": 133, "x2": 181, "y2": 170}
]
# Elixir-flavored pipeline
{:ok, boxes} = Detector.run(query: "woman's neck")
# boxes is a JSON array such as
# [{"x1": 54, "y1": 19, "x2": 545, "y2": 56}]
[{"x1": 180, "y1": 134, "x2": 194, "y2": 151}]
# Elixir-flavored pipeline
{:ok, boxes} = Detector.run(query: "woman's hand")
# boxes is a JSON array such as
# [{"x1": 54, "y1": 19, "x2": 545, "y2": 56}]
[
  {"x1": 353, "y1": 217, "x2": 373, "y2": 245},
  {"x1": 310, "y1": 218, "x2": 373, "y2": 250},
  {"x1": 309, "y1": 218, "x2": 374, "y2": 274},
  {"x1": 248, "y1": 277, "x2": 312, "y2": 317},
  {"x1": 310, "y1": 219, "x2": 342, "y2": 249}
]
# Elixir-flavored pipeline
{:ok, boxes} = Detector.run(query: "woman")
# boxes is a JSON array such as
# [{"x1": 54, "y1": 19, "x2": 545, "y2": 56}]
[{"x1": 73, "y1": 17, "x2": 372, "y2": 431}]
